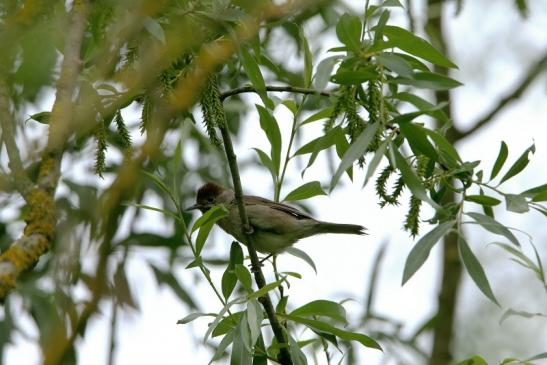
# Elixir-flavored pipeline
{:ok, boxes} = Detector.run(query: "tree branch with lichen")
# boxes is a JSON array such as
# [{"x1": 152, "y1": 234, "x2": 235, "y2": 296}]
[{"x1": 0, "y1": 0, "x2": 89, "y2": 301}]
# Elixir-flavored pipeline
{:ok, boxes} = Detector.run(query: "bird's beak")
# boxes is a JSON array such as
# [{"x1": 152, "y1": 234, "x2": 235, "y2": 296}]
[{"x1": 185, "y1": 203, "x2": 203, "y2": 211}]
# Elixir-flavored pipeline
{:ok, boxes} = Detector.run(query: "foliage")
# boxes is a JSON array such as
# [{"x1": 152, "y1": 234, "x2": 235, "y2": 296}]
[{"x1": 0, "y1": 0, "x2": 545, "y2": 364}]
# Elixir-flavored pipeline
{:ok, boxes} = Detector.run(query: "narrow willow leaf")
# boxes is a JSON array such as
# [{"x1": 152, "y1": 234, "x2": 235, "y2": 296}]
[
  {"x1": 288, "y1": 334, "x2": 308, "y2": 365},
  {"x1": 246, "y1": 299, "x2": 263, "y2": 347},
  {"x1": 505, "y1": 194, "x2": 529, "y2": 213},
  {"x1": 376, "y1": 53, "x2": 413, "y2": 78},
  {"x1": 314, "y1": 57, "x2": 341, "y2": 92},
  {"x1": 521, "y1": 183, "x2": 547, "y2": 198},
  {"x1": 300, "y1": 107, "x2": 334, "y2": 125},
  {"x1": 191, "y1": 204, "x2": 228, "y2": 233},
  {"x1": 389, "y1": 72, "x2": 462, "y2": 90},
  {"x1": 499, "y1": 143, "x2": 535, "y2": 184},
  {"x1": 209, "y1": 330, "x2": 235, "y2": 364},
  {"x1": 300, "y1": 26, "x2": 313, "y2": 87},
  {"x1": 195, "y1": 221, "x2": 215, "y2": 255},
  {"x1": 490, "y1": 141, "x2": 508, "y2": 180},
  {"x1": 285, "y1": 246, "x2": 317, "y2": 273},
  {"x1": 235, "y1": 264, "x2": 253, "y2": 292},
  {"x1": 336, "y1": 14, "x2": 362, "y2": 52},
  {"x1": 393, "y1": 147, "x2": 440, "y2": 209},
  {"x1": 290, "y1": 300, "x2": 347, "y2": 324},
  {"x1": 283, "y1": 181, "x2": 326, "y2": 202},
  {"x1": 221, "y1": 268, "x2": 237, "y2": 299},
  {"x1": 455, "y1": 356, "x2": 488, "y2": 365},
  {"x1": 383, "y1": 25, "x2": 457, "y2": 68},
  {"x1": 392, "y1": 92, "x2": 449, "y2": 123},
  {"x1": 458, "y1": 236, "x2": 500, "y2": 306},
  {"x1": 330, "y1": 123, "x2": 379, "y2": 190},
  {"x1": 204, "y1": 297, "x2": 245, "y2": 342},
  {"x1": 252, "y1": 148, "x2": 277, "y2": 183},
  {"x1": 231, "y1": 313, "x2": 252, "y2": 365},
  {"x1": 241, "y1": 48, "x2": 273, "y2": 109},
  {"x1": 464, "y1": 195, "x2": 501, "y2": 206},
  {"x1": 212, "y1": 311, "x2": 244, "y2": 338},
  {"x1": 177, "y1": 312, "x2": 215, "y2": 325},
  {"x1": 256, "y1": 105, "x2": 282, "y2": 175},
  {"x1": 399, "y1": 122, "x2": 438, "y2": 161},
  {"x1": 466, "y1": 212, "x2": 519, "y2": 246},
  {"x1": 247, "y1": 279, "x2": 283, "y2": 300},
  {"x1": 331, "y1": 68, "x2": 378, "y2": 85},
  {"x1": 363, "y1": 137, "x2": 390, "y2": 187},
  {"x1": 402, "y1": 221, "x2": 454, "y2": 285},
  {"x1": 282, "y1": 314, "x2": 382, "y2": 350}
]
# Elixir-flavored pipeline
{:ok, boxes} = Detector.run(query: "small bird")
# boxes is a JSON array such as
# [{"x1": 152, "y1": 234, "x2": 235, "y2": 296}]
[{"x1": 186, "y1": 182, "x2": 366, "y2": 254}]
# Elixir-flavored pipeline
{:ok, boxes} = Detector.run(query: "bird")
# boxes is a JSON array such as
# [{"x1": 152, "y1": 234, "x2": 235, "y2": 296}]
[{"x1": 186, "y1": 182, "x2": 366, "y2": 254}]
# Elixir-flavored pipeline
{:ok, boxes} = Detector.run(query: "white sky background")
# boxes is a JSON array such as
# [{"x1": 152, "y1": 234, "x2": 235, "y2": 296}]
[{"x1": 5, "y1": 0, "x2": 547, "y2": 364}]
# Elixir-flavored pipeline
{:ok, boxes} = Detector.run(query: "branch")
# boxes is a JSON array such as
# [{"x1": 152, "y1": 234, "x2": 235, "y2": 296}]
[
  {"x1": 218, "y1": 121, "x2": 293, "y2": 365},
  {"x1": 220, "y1": 85, "x2": 331, "y2": 101},
  {"x1": 0, "y1": 80, "x2": 33, "y2": 197},
  {"x1": 456, "y1": 50, "x2": 547, "y2": 140},
  {"x1": 0, "y1": 0, "x2": 88, "y2": 301}
]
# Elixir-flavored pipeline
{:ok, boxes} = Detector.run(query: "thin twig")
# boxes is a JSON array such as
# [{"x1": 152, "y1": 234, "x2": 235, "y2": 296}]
[
  {"x1": 456, "y1": 50, "x2": 547, "y2": 140},
  {"x1": 220, "y1": 85, "x2": 331, "y2": 101},
  {"x1": 218, "y1": 122, "x2": 293, "y2": 365},
  {"x1": 0, "y1": 0, "x2": 88, "y2": 301},
  {"x1": 0, "y1": 80, "x2": 33, "y2": 197}
]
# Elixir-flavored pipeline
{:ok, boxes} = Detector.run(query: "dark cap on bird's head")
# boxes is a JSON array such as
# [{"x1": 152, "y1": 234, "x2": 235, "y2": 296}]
[{"x1": 186, "y1": 182, "x2": 227, "y2": 212}]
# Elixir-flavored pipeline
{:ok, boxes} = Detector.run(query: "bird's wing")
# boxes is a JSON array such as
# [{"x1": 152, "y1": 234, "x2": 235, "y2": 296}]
[{"x1": 244, "y1": 195, "x2": 314, "y2": 220}]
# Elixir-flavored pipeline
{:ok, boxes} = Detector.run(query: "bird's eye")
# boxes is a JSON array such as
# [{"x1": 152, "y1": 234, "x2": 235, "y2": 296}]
[{"x1": 207, "y1": 197, "x2": 214, "y2": 203}]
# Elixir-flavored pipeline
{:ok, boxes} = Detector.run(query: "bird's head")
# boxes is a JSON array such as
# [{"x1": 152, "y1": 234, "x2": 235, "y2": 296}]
[{"x1": 186, "y1": 182, "x2": 232, "y2": 212}]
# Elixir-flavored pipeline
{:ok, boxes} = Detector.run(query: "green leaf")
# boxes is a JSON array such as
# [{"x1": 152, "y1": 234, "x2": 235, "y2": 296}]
[
  {"x1": 300, "y1": 107, "x2": 334, "y2": 125},
  {"x1": 314, "y1": 57, "x2": 341, "y2": 92},
  {"x1": 389, "y1": 72, "x2": 462, "y2": 90},
  {"x1": 231, "y1": 313, "x2": 252, "y2": 365},
  {"x1": 466, "y1": 212, "x2": 519, "y2": 246},
  {"x1": 282, "y1": 314, "x2": 382, "y2": 350},
  {"x1": 222, "y1": 268, "x2": 237, "y2": 299},
  {"x1": 425, "y1": 128, "x2": 462, "y2": 168},
  {"x1": 285, "y1": 247, "x2": 317, "y2": 273},
  {"x1": 241, "y1": 48, "x2": 273, "y2": 109},
  {"x1": 505, "y1": 194, "x2": 529, "y2": 213},
  {"x1": 402, "y1": 221, "x2": 454, "y2": 285},
  {"x1": 330, "y1": 123, "x2": 379, "y2": 190},
  {"x1": 177, "y1": 312, "x2": 215, "y2": 325},
  {"x1": 499, "y1": 143, "x2": 535, "y2": 184},
  {"x1": 376, "y1": 53, "x2": 413, "y2": 78},
  {"x1": 393, "y1": 147, "x2": 440, "y2": 209},
  {"x1": 256, "y1": 105, "x2": 282, "y2": 175},
  {"x1": 336, "y1": 14, "x2": 362, "y2": 53},
  {"x1": 253, "y1": 148, "x2": 277, "y2": 183},
  {"x1": 212, "y1": 311, "x2": 244, "y2": 338},
  {"x1": 490, "y1": 141, "x2": 508, "y2": 180},
  {"x1": 521, "y1": 183, "x2": 547, "y2": 198},
  {"x1": 195, "y1": 221, "x2": 215, "y2": 255},
  {"x1": 300, "y1": 26, "x2": 313, "y2": 87},
  {"x1": 191, "y1": 204, "x2": 228, "y2": 233},
  {"x1": 382, "y1": 0, "x2": 403, "y2": 6},
  {"x1": 455, "y1": 355, "x2": 488, "y2": 365},
  {"x1": 27, "y1": 111, "x2": 51, "y2": 124},
  {"x1": 382, "y1": 26, "x2": 457, "y2": 68},
  {"x1": 458, "y1": 236, "x2": 499, "y2": 306},
  {"x1": 235, "y1": 264, "x2": 253, "y2": 292},
  {"x1": 399, "y1": 122, "x2": 439, "y2": 161},
  {"x1": 283, "y1": 181, "x2": 326, "y2": 202},
  {"x1": 209, "y1": 329, "x2": 235, "y2": 363},
  {"x1": 363, "y1": 136, "x2": 390, "y2": 187},
  {"x1": 288, "y1": 334, "x2": 308, "y2": 365},
  {"x1": 464, "y1": 195, "x2": 501, "y2": 206},
  {"x1": 246, "y1": 299, "x2": 264, "y2": 347},
  {"x1": 391, "y1": 92, "x2": 449, "y2": 123},
  {"x1": 290, "y1": 300, "x2": 347, "y2": 324},
  {"x1": 247, "y1": 280, "x2": 283, "y2": 300},
  {"x1": 331, "y1": 68, "x2": 378, "y2": 85},
  {"x1": 144, "y1": 17, "x2": 166, "y2": 44}
]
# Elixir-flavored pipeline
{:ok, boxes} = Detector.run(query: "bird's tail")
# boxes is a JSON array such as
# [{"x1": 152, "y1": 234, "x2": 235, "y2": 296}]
[{"x1": 315, "y1": 222, "x2": 367, "y2": 235}]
